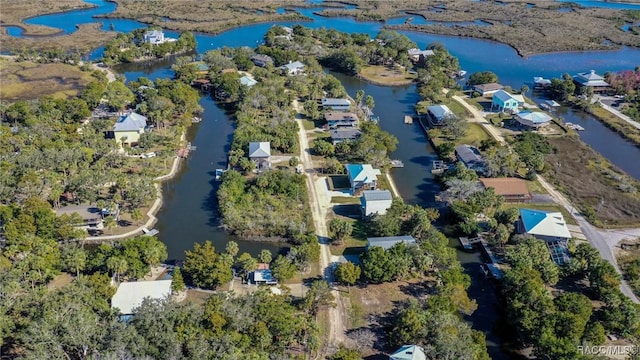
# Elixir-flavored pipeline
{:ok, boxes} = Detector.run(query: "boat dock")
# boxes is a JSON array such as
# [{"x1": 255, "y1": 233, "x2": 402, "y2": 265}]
[
  {"x1": 565, "y1": 122, "x2": 585, "y2": 131},
  {"x1": 431, "y1": 160, "x2": 448, "y2": 175},
  {"x1": 459, "y1": 236, "x2": 482, "y2": 251},
  {"x1": 215, "y1": 168, "x2": 226, "y2": 180},
  {"x1": 390, "y1": 159, "x2": 404, "y2": 168},
  {"x1": 177, "y1": 142, "x2": 196, "y2": 158},
  {"x1": 142, "y1": 227, "x2": 159, "y2": 236},
  {"x1": 459, "y1": 235, "x2": 504, "y2": 279}
]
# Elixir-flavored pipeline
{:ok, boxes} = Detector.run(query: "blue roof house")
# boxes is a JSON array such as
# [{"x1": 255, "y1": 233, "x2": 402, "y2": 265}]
[
  {"x1": 491, "y1": 90, "x2": 520, "y2": 112},
  {"x1": 518, "y1": 208, "x2": 572, "y2": 264},
  {"x1": 345, "y1": 164, "x2": 381, "y2": 194}
]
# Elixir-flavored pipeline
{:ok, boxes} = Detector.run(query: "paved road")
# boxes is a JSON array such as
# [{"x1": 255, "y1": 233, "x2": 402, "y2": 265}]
[
  {"x1": 594, "y1": 95, "x2": 640, "y2": 130},
  {"x1": 451, "y1": 94, "x2": 506, "y2": 145}
]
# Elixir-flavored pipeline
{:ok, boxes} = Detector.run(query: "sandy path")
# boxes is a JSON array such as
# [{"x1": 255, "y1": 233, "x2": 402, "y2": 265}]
[{"x1": 293, "y1": 99, "x2": 350, "y2": 353}]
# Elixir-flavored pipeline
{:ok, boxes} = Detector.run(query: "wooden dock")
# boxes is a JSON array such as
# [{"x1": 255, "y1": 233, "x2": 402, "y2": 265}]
[{"x1": 458, "y1": 236, "x2": 482, "y2": 251}]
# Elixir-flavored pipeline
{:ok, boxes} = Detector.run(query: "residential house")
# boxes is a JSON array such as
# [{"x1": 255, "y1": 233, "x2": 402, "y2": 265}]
[
  {"x1": 275, "y1": 25, "x2": 294, "y2": 41},
  {"x1": 455, "y1": 145, "x2": 486, "y2": 174},
  {"x1": 113, "y1": 112, "x2": 148, "y2": 145},
  {"x1": 239, "y1": 76, "x2": 258, "y2": 88},
  {"x1": 427, "y1": 104, "x2": 455, "y2": 126},
  {"x1": 329, "y1": 128, "x2": 361, "y2": 144},
  {"x1": 252, "y1": 268, "x2": 278, "y2": 285},
  {"x1": 55, "y1": 205, "x2": 105, "y2": 231},
  {"x1": 361, "y1": 190, "x2": 393, "y2": 217},
  {"x1": 144, "y1": 30, "x2": 165, "y2": 45},
  {"x1": 390, "y1": 345, "x2": 427, "y2": 360},
  {"x1": 472, "y1": 82, "x2": 504, "y2": 96},
  {"x1": 248, "y1": 141, "x2": 271, "y2": 169},
  {"x1": 515, "y1": 110, "x2": 552, "y2": 128},
  {"x1": 321, "y1": 98, "x2": 351, "y2": 111},
  {"x1": 573, "y1": 70, "x2": 610, "y2": 93},
  {"x1": 479, "y1": 177, "x2": 532, "y2": 202},
  {"x1": 491, "y1": 90, "x2": 520, "y2": 112},
  {"x1": 367, "y1": 236, "x2": 417, "y2": 251},
  {"x1": 251, "y1": 54, "x2": 273, "y2": 67},
  {"x1": 345, "y1": 164, "x2": 381, "y2": 194},
  {"x1": 111, "y1": 280, "x2": 172, "y2": 316},
  {"x1": 280, "y1": 61, "x2": 305, "y2": 75},
  {"x1": 518, "y1": 208, "x2": 571, "y2": 264},
  {"x1": 407, "y1": 48, "x2": 435, "y2": 63},
  {"x1": 324, "y1": 112, "x2": 358, "y2": 128}
]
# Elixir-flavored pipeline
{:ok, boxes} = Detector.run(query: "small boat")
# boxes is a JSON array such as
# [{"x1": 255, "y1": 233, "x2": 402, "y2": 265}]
[
  {"x1": 390, "y1": 159, "x2": 404, "y2": 168},
  {"x1": 192, "y1": 116, "x2": 202, "y2": 123},
  {"x1": 457, "y1": 70, "x2": 467, "y2": 77},
  {"x1": 215, "y1": 168, "x2": 226, "y2": 180}
]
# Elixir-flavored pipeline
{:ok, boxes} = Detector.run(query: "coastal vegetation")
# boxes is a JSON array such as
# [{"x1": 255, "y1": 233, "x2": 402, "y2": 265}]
[{"x1": 101, "y1": 28, "x2": 197, "y2": 65}]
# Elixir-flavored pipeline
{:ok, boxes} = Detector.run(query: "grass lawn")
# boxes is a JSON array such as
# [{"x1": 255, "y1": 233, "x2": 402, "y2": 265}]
[
  {"x1": 525, "y1": 178, "x2": 548, "y2": 194},
  {"x1": 416, "y1": 96, "x2": 471, "y2": 119},
  {"x1": 0, "y1": 58, "x2": 96, "y2": 101},
  {"x1": 330, "y1": 219, "x2": 369, "y2": 256},
  {"x1": 359, "y1": 65, "x2": 416, "y2": 86},
  {"x1": 302, "y1": 119, "x2": 316, "y2": 130},
  {"x1": 501, "y1": 203, "x2": 578, "y2": 226},
  {"x1": 331, "y1": 196, "x2": 360, "y2": 204}
]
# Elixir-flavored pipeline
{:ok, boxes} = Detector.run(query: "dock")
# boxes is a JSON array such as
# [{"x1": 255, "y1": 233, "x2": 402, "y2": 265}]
[
  {"x1": 192, "y1": 116, "x2": 202, "y2": 123},
  {"x1": 431, "y1": 160, "x2": 448, "y2": 175},
  {"x1": 390, "y1": 159, "x2": 404, "y2": 168},
  {"x1": 458, "y1": 236, "x2": 482, "y2": 251},
  {"x1": 142, "y1": 227, "x2": 159, "y2": 236},
  {"x1": 565, "y1": 122, "x2": 585, "y2": 131},
  {"x1": 460, "y1": 235, "x2": 504, "y2": 279},
  {"x1": 215, "y1": 168, "x2": 226, "y2": 180},
  {"x1": 404, "y1": 115, "x2": 413, "y2": 124}
]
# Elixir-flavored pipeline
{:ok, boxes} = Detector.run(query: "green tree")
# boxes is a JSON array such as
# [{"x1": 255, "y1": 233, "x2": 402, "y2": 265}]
[
  {"x1": 104, "y1": 80, "x2": 134, "y2": 111},
  {"x1": 328, "y1": 219, "x2": 353, "y2": 245},
  {"x1": 60, "y1": 243, "x2": 86, "y2": 277},
  {"x1": 334, "y1": 262, "x2": 361, "y2": 288},
  {"x1": 258, "y1": 249, "x2": 272, "y2": 264},
  {"x1": 183, "y1": 240, "x2": 233, "y2": 289},
  {"x1": 131, "y1": 208, "x2": 143, "y2": 225},
  {"x1": 236, "y1": 252, "x2": 258, "y2": 277},
  {"x1": 143, "y1": 237, "x2": 168, "y2": 270},
  {"x1": 270, "y1": 255, "x2": 296, "y2": 282},
  {"x1": 303, "y1": 280, "x2": 335, "y2": 318},
  {"x1": 225, "y1": 241, "x2": 239, "y2": 258},
  {"x1": 106, "y1": 256, "x2": 128, "y2": 282},
  {"x1": 171, "y1": 267, "x2": 185, "y2": 293},
  {"x1": 327, "y1": 345, "x2": 360, "y2": 360},
  {"x1": 361, "y1": 246, "x2": 396, "y2": 283},
  {"x1": 467, "y1": 71, "x2": 498, "y2": 86}
]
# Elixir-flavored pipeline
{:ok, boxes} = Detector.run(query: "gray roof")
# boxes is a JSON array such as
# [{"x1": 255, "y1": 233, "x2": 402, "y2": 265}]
[
  {"x1": 473, "y1": 83, "x2": 504, "y2": 93},
  {"x1": 573, "y1": 70, "x2": 609, "y2": 87},
  {"x1": 427, "y1": 104, "x2": 454, "y2": 121},
  {"x1": 362, "y1": 190, "x2": 393, "y2": 202},
  {"x1": 492, "y1": 89, "x2": 517, "y2": 103},
  {"x1": 111, "y1": 280, "x2": 172, "y2": 315},
  {"x1": 249, "y1": 141, "x2": 271, "y2": 158},
  {"x1": 330, "y1": 128, "x2": 361, "y2": 141},
  {"x1": 455, "y1": 144, "x2": 484, "y2": 166},
  {"x1": 366, "y1": 235, "x2": 416, "y2": 250},
  {"x1": 281, "y1": 61, "x2": 305, "y2": 71},
  {"x1": 113, "y1": 112, "x2": 147, "y2": 132},
  {"x1": 322, "y1": 98, "x2": 351, "y2": 107},
  {"x1": 252, "y1": 54, "x2": 273, "y2": 63},
  {"x1": 390, "y1": 345, "x2": 426, "y2": 360}
]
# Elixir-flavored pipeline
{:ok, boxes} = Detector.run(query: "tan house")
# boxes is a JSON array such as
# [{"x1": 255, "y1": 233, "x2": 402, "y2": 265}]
[
  {"x1": 113, "y1": 112, "x2": 147, "y2": 145},
  {"x1": 479, "y1": 178, "x2": 532, "y2": 202}
]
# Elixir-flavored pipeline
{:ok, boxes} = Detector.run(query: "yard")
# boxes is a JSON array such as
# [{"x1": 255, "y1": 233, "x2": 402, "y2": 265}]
[
  {"x1": 359, "y1": 65, "x2": 416, "y2": 86},
  {"x1": 0, "y1": 58, "x2": 96, "y2": 101}
]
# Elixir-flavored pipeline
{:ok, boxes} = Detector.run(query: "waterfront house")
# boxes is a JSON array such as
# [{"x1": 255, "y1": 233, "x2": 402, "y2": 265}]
[
  {"x1": 533, "y1": 76, "x2": 552, "y2": 88},
  {"x1": 491, "y1": 90, "x2": 520, "y2": 112},
  {"x1": 573, "y1": 70, "x2": 610, "y2": 93},
  {"x1": 248, "y1": 141, "x2": 271, "y2": 169},
  {"x1": 455, "y1": 145, "x2": 486, "y2": 174},
  {"x1": 330, "y1": 128, "x2": 361, "y2": 144},
  {"x1": 426, "y1": 104, "x2": 455, "y2": 125},
  {"x1": 252, "y1": 268, "x2": 278, "y2": 285},
  {"x1": 111, "y1": 280, "x2": 172, "y2": 316},
  {"x1": 280, "y1": 61, "x2": 305, "y2": 75},
  {"x1": 239, "y1": 76, "x2": 257, "y2": 88},
  {"x1": 345, "y1": 163, "x2": 381, "y2": 194},
  {"x1": 144, "y1": 30, "x2": 165, "y2": 44},
  {"x1": 55, "y1": 204, "x2": 105, "y2": 231},
  {"x1": 390, "y1": 345, "x2": 426, "y2": 360},
  {"x1": 472, "y1": 83, "x2": 504, "y2": 97},
  {"x1": 113, "y1": 112, "x2": 148, "y2": 145},
  {"x1": 407, "y1": 48, "x2": 435, "y2": 63},
  {"x1": 251, "y1": 54, "x2": 273, "y2": 67},
  {"x1": 517, "y1": 208, "x2": 571, "y2": 264},
  {"x1": 367, "y1": 236, "x2": 417, "y2": 251},
  {"x1": 515, "y1": 110, "x2": 552, "y2": 129},
  {"x1": 361, "y1": 190, "x2": 393, "y2": 217},
  {"x1": 479, "y1": 177, "x2": 532, "y2": 202},
  {"x1": 321, "y1": 98, "x2": 351, "y2": 111},
  {"x1": 324, "y1": 112, "x2": 358, "y2": 128}
]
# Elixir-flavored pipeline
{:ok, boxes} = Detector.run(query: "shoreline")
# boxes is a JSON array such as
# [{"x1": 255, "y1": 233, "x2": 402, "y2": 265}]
[{"x1": 356, "y1": 73, "x2": 414, "y2": 87}]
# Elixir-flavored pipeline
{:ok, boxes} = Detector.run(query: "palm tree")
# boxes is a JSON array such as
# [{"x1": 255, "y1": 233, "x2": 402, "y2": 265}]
[
  {"x1": 143, "y1": 241, "x2": 167, "y2": 270},
  {"x1": 104, "y1": 216, "x2": 117, "y2": 235},
  {"x1": 131, "y1": 208, "x2": 143, "y2": 225},
  {"x1": 106, "y1": 256, "x2": 128, "y2": 283}
]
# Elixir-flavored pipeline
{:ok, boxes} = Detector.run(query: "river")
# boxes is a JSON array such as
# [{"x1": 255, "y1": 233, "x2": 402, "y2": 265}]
[{"x1": 5, "y1": 2, "x2": 640, "y2": 357}]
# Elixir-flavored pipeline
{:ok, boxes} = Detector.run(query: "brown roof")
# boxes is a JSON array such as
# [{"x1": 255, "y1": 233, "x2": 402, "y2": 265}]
[
  {"x1": 473, "y1": 83, "x2": 504, "y2": 92},
  {"x1": 479, "y1": 177, "x2": 531, "y2": 197},
  {"x1": 324, "y1": 112, "x2": 358, "y2": 121}
]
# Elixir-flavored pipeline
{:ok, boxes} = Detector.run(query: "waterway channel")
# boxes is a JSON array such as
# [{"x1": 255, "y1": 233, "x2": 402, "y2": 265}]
[{"x1": 5, "y1": 1, "x2": 640, "y2": 357}]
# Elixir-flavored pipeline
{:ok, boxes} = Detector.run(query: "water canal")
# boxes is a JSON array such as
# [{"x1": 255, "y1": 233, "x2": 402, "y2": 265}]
[{"x1": 5, "y1": 2, "x2": 640, "y2": 357}]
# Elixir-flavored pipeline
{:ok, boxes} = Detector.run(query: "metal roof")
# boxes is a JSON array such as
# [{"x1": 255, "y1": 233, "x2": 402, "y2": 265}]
[
  {"x1": 427, "y1": 104, "x2": 454, "y2": 120},
  {"x1": 322, "y1": 98, "x2": 351, "y2": 106},
  {"x1": 362, "y1": 190, "x2": 393, "y2": 202},
  {"x1": 519, "y1": 208, "x2": 572, "y2": 239},
  {"x1": 249, "y1": 142, "x2": 270, "y2": 158},
  {"x1": 111, "y1": 280, "x2": 172, "y2": 315},
  {"x1": 113, "y1": 112, "x2": 147, "y2": 132},
  {"x1": 367, "y1": 235, "x2": 416, "y2": 250}
]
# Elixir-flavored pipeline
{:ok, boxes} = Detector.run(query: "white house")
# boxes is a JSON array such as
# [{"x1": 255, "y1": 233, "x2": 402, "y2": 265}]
[
  {"x1": 427, "y1": 104, "x2": 455, "y2": 126},
  {"x1": 515, "y1": 110, "x2": 552, "y2": 129},
  {"x1": 367, "y1": 236, "x2": 417, "y2": 251},
  {"x1": 321, "y1": 98, "x2": 351, "y2": 111},
  {"x1": 518, "y1": 208, "x2": 571, "y2": 264},
  {"x1": 361, "y1": 190, "x2": 393, "y2": 217},
  {"x1": 573, "y1": 70, "x2": 610, "y2": 92},
  {"x1": 143, "y1": 30, "x2": 176, "y2": 45},
  {"x1": 407, "y1": 48, "x2": 435, "y2": 62},
  {"x1": 248, "y1": 141, "x2": 271, "y2": 169},
  {"x1": 345, "y1": 164, "x2": 381, "y2": 194},
  {"x1": 239, "y1": 75, "x2": 258, "y2": 88},
  {"x1": 113, "y1": 112, "x2": 148, "y2": 145},
  {"x1": 390, "y1": 345, "x2": 426, "y2": 360},
  {"x1": 280, "y1": 61, "x2": 305, "y2": 75},
  {"x1": 111, "y1": 280, "x2": 172, "y2": 315}
]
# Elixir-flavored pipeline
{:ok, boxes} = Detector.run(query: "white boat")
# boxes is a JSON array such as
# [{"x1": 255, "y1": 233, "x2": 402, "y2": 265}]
[
  {"x1": 215, "y1": 168, "x2": 226, "y2": 180},
  {"x1": 458, "y1": 70, "x2": 467, "y2": 77}
]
